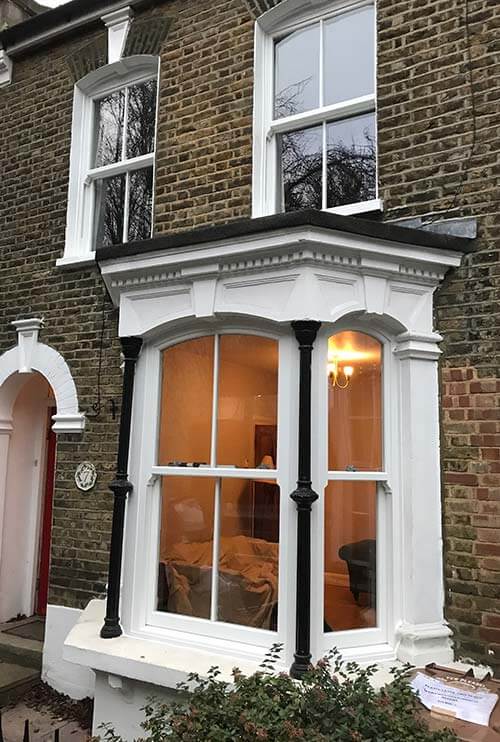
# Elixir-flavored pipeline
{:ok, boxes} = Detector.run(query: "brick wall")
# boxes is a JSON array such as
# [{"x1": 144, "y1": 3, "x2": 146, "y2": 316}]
[{"x1": 377, "y1": 0, "x2": 500, "y2": 673}]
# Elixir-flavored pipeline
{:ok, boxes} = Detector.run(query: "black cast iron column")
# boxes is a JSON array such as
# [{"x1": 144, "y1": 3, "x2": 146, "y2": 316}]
[
  {"x1": 290, "y1": 320, "x2": 321, "y2": 679},
  {"x1": 101, "y1": 336, "x2": 143, "y2": 639}
]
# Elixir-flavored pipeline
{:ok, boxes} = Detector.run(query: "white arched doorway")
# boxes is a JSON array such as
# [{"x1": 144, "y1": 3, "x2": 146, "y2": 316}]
[{"x1": 0, "y1": 319, "x2": 85, "y2": 622}]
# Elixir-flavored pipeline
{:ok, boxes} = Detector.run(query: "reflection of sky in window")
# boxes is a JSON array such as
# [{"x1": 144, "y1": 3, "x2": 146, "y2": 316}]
[
  {"x1": 327, "y1": 114, "x2": 374, "y2": 153},
  {"x1": 274, "y1": 24, "x2": 320, "y2": 118},
  {"x1": 324, "y1": 7, "x2": 374, "y2": 105}
]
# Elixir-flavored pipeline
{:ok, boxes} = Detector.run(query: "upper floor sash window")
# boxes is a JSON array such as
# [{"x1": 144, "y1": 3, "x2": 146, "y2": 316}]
[
  {"x1": 60, "y1": 55, "x2": 159, "y2": 267},
  {"x1": 253, "y1": 1, "x2": 379, "y2": 218},
  {"x1": 92, "y1": 79, "x2": 157, "y2": 246}
]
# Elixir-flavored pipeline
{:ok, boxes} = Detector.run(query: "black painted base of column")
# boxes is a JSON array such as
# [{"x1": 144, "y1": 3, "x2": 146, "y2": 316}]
[
  {"x1": 100, "y1": 620, "x2": 123, "y2": 639},
  {"x1": 290, "y1": 652, "x2": 312, "y2": 679}
]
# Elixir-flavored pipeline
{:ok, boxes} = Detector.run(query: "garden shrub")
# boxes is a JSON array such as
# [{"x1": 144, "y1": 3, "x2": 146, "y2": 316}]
[{"x1": 100, "y1": 645, "x2": 457, "y2": 742}]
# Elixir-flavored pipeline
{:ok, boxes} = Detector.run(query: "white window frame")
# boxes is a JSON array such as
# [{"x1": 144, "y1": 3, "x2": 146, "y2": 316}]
[
  {"x1": 311, "y1": 323, "x2": 395, "y2": 660},
  {"x1": 58, "y1": 55, "x2": 160, "y2": 268},
  {"x1": 252, "y1": 0, "x2": 381, "y2": 219},
  {"x1": 123, "y1": 319, "x2": 396, "y2": 664},
  {"x1": 124, "y1": 324, "x2": 299, "y2": 662}
]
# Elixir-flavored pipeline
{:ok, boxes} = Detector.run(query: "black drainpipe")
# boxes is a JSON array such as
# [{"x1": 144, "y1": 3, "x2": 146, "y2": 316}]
[
  {"x1": 290, "y1": 320, "x2": 321, "y2": 679},
  {"x1": 101, "y1": 336, "x2": 143, "y2": 639}
]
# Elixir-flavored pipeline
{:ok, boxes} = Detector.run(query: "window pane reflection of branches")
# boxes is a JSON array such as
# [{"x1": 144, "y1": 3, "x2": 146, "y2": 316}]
[
  {"x1": 94, "y1": 90, "x2": 125, "y2": 167},
  {"x1": 272, "y1": 5, "x2": 376, "y2": 212},
  {"x1": 93, "y1": 78, "x2": 157, "y2": 247}
]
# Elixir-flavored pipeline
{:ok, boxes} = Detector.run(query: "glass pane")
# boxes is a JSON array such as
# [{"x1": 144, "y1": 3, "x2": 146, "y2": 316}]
[
  {"x1": 328, "y1": 331, "x2": 382, "y2": 471},
  {"x1": 128, "y1": 167, "x2": 153, "y2": 242},
  {"x1": 126, "y1": 79, "x2": 157, "y2": 159},
  {"x1": 280, "y1": 125, "x2": 323, "y2": 212},
  {"x1": 326, "y1": 113, "x2": 376, "y2": 208},
  {"x1": 274, "y1": 24, "x2": 320, "y2": 118},
  {"x1": 94, "y1": 90, "x2": 125, "y2": 167},
  {"x1": 158, "y1": 337, "x2": 215, "y2": 466},
  {"x1": 324, "y1": 481, "x2": 377, "y2": 632},
  {"x1": 217, "y1": 335, "x2": 278, "y2": 468},
  {"x1": 324, "y1": 6, "x2": 375, "y2": 106},
  {"x1": 94, "y1": 173, "x2": 125, "y2": 246},
  {"x1": 219, "y1": 478, "x2": 279, "y2": 630},
  {"x1": 157, "y1": 476, "x2": 215, "y2": 619}
]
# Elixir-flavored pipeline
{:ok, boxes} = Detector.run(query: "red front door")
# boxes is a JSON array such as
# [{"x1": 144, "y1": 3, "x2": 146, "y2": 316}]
[{"x1": 36, "y1": 408, "x2": 56, "y2": 616}]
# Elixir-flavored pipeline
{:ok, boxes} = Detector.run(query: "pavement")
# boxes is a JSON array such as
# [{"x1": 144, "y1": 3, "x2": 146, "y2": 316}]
[
  {"x1": 0, "y1": 702, "x2": 90, "y2": 741},
  {"x1": 0, "y1": 618, "x2": 91, "y2": 741}
]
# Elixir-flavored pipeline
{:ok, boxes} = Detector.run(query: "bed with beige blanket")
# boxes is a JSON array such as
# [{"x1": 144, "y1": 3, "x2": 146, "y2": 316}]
[{"x1": 159, "y1": 535, "x2": 279, "y2": 630}]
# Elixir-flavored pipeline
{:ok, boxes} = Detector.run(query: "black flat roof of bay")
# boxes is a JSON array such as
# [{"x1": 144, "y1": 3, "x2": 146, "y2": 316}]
[{"x1": 96, "y1": 209, "x2": 475, "y2": 262}]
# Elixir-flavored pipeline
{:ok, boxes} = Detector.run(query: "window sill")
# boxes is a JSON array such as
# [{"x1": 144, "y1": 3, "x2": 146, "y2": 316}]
[
  {"x1": 324, "y1": 198, "x2": 383, "y2": 217},
  {"x1": 63, "y1": 600, "x2": 274, "y2": 690},
  {"x1": 56, "y1": 253, "x2": 97, "y2": 269}
]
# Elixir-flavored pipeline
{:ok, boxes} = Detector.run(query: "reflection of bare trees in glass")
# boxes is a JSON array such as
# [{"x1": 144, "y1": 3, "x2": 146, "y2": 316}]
[
  {"x1": 94, "y1": 91, "x2": 125, "y2": 167},
  {"x1": 127, "y1": 80, "x2": 157, "y2": 159},
  {"x1": 275, "y1": 79, "x2": 313, "y2": 119},
  {"x1": 276, "y1": 80, "x2": 375, "y2": 212},
  {"x1": 93, "y1": 80, "x2": 157, "y2": 246},
  {"x1": 128, "y1": 167, "x2": 153, "y2": 242},
  {"x1": 326, "y1": 133, "x2": 375, "y2": 209},
  {"x1": 95, "y1": 174, "x2": 125, "y2": 247},
  {"x1": 281, "y1": 127, "x2": 375, "y2": 212}
]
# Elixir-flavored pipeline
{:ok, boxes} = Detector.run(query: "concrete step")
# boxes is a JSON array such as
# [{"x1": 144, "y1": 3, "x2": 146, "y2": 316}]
[
  {"x1": 0, "y1": 631, "x2": 43, "y2": 671},
  {"x1": 0, "y1": 661, "x2": 39, "y2": 708}
]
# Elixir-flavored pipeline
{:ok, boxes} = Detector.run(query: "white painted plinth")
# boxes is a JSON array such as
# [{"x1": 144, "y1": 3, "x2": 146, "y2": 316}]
[
  {"x1": 42, "y1": 605, "x2": 95, "y2": 699},
  {"x1": 93, "y1": 672, "x2": 179, "y2": 740}
]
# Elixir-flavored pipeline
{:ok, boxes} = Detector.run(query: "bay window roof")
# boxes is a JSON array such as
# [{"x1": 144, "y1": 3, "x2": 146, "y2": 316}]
[{"x1": 97, "y1": 209, "x2": 474, "y2": 263}]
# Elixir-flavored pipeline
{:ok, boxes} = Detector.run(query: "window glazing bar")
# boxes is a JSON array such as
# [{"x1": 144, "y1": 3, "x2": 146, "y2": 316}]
[
  {"x1": 327, "y1": 471, "x2": 388, "y2": 481},
  {"x1": 86, "y1": 152, "x2": 154, "y2": 182},
  {"x1": 210, "y1": 478, "x2": 222, "y2": 622},
  {"x1": 268, "y1": 94, "x2": 375, "y2": 136},
  {"x1": 151, "y1": 466, "x2": 278, "y2": 480}
]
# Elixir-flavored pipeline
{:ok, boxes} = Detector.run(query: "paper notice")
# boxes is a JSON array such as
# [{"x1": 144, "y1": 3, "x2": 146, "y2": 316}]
[{"x1": 411, "y1": 672, "x2": 499, "y2": 727}]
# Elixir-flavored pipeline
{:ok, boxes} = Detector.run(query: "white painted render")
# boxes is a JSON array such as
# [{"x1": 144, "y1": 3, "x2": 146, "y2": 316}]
[{"x1": 42, "y1": 605, "x2": 96, "y2": 699}]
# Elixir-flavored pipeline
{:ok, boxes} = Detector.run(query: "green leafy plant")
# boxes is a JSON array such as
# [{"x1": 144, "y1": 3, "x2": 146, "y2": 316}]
[{"x1": 100, "y1": 645, "x2": 457, "y2": 742}]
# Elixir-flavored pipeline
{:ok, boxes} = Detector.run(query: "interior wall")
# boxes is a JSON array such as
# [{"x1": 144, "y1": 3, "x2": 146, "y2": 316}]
[{"x1": 0, "y1": 373, "x2": 52, "y2": 622}]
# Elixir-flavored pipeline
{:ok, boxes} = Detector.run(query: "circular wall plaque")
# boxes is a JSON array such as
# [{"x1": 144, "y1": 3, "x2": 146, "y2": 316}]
[{"x1": 75, "y1": 461, "x2": 98, "y2": 492}]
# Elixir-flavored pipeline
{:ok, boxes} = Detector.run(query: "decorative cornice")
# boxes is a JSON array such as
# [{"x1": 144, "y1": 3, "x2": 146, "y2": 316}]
[
  {"x1": 103, "y1": 238, "x2": 454, "y2": 303},
  {"x1": 394, "y1": 332, "x2": 444, "y2": 361},
  {"x1": 0, "y1": 49, "x2": 13, "y2": 88}
]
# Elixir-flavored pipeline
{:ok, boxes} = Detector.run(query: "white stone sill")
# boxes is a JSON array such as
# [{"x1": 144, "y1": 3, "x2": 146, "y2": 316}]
[
  {"x1": 63, "y1": 600, "x2": 492, "y2": 693},
  {"x1": 55, "y1": 253, "x2": 97, "y2": 269},
  {"x1": 63, "y1": 600, "x2": 275, "y2": 690}
]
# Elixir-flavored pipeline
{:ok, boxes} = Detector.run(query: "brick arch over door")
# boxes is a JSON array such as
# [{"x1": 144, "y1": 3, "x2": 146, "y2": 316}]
[{"x1": 0, "y1": 319, "x2": 85, "y2": 434}]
